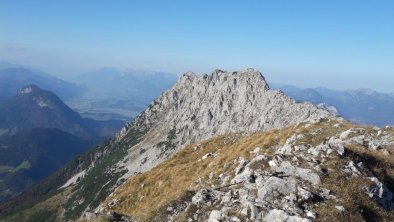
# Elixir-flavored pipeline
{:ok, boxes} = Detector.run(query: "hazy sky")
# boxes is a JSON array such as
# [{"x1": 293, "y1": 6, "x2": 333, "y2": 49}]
[{"x1": 0, "y1": 0, "x2": 393, "y2": 92}]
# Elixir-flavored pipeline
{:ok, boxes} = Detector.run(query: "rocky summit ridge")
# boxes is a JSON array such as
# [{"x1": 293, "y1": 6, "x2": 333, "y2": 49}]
[{"x1": 116, "y1": 68, "x2": 333, "y2": 179}]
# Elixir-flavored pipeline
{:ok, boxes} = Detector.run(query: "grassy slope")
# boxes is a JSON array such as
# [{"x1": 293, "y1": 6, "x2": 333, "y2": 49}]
[{"x1": 101, "y1": 119, "x2": 394, "y2": 222}]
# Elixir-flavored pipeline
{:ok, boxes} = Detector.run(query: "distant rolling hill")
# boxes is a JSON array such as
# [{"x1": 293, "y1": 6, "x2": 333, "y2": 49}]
[{"x1": 0, "y1": 85, "x2": 123, "y2": 138}]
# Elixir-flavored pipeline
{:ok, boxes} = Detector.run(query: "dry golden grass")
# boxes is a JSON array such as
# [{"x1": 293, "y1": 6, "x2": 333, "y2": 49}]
[
  {"x1": 314, "y1": 161, "x2": 394, "y2": 222},
  {"x1": 296, "y1": 119, "x2": 354, "y2": 146},
  {"x1": 103, "y1": 120, "x2": 394, "y2": 221},
  {"x1": 312, "y1": 128, "x2": 394, "y2": 221},
  {"x1": 78, "y1": 217, "x2": 110, "y2": 222},
  {"x1": 104, "y1": 127, "x2": 289, "y2": 221},
  {"x1": 1, "y1": 187, "x2": 74, "y2": 222}
]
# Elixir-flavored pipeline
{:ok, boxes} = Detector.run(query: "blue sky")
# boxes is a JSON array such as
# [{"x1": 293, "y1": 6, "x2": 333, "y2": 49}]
[{"x1": 0, "y1": 0, "x2": 393, "y2": 91}]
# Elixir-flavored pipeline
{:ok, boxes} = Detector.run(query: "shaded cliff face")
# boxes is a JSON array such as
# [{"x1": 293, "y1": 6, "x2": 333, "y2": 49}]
[{"x1": 118, "y1": 68, "x2": 333, "y2": 177}]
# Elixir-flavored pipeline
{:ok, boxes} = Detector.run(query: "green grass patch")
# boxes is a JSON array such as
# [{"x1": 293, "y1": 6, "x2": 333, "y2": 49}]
[
  {"x1": 26, "y1": 209, "x2": 57, "y2": 222},
  {"x1": 13, "y1": 160, "x2": 31, "y2": 172},
  {"x1": 0, "y1": 165, "x2": 14, "y2": 173}
]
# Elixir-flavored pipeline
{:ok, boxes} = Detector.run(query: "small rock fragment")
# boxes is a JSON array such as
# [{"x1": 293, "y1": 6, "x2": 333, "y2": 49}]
[{"x1": 335, "y1": 205, "x2": 345, "y2": 212}]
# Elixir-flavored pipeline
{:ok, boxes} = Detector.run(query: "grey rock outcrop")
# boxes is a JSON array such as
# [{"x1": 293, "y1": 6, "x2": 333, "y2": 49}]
[
  {"x1": 122, "y1": 68, "x2": 331, "y2": 143},
  {"x1": 116, "y1": 69, "x2": 333, "y2": 179},
  {"x1": 171, "y1": 122, "x2": 394, "y2": 222},
  {"x1": 264, "y1": 209, "x2": 310, "y2": 222}
]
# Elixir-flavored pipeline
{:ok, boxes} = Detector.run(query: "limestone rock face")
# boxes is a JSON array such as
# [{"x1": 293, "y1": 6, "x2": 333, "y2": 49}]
[
  {"x1": 117, "y1": 68, "x2": 333, "y2": 178},
  {"x1": 124, "y1": 68, "x2": 331, "y2": 143}
]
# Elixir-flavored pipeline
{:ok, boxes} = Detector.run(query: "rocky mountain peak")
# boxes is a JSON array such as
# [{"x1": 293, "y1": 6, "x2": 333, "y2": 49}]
[
  {"x1": 20, "y1": 85, "x2": 39, "y2": 95},
  {"x1": 179, "y1": 70, "x2": 197, "y2": 79},
  {"x1": 117, "y1": 68, "x2": 334, "y2": 178},
  {"x1": 177, "y1": 68, "x2": 269, "y2": 91},
  {"x1": 18, "y1": 85, "x2": 59, "y2": 108},
  {"x1": 0, "y1": 85, "x2": 122, "y2": 139}
]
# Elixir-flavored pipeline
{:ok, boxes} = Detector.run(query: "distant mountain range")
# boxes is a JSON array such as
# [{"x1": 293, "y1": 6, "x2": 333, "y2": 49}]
[
  {"x1": 1, "y1": 62, "x2": 393, "y2": 126},
  {"x1": 0, "y1": 85, "x2": 123, "y2": 139},
  {"x1": 0, "y1": 66, "x2": 86, "y2": 100},
  {"x1": 271, "y1": 84, "x2": 394, "y2": 126}
]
